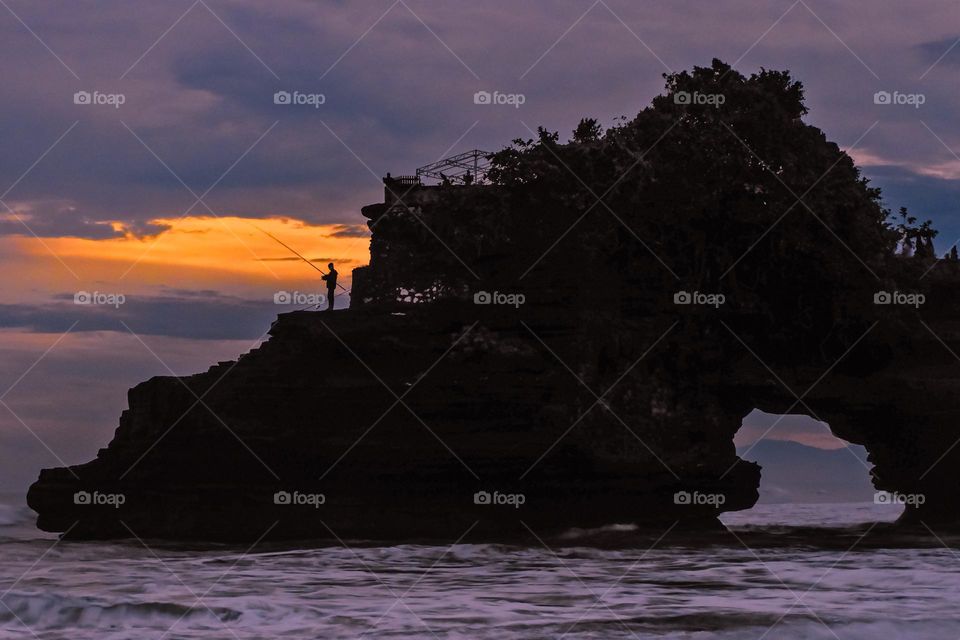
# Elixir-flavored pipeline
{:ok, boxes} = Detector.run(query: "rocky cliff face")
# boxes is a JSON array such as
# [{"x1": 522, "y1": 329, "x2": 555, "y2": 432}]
[{"x1": 27, "y1": 302, "x2": 763, "y2": 541}]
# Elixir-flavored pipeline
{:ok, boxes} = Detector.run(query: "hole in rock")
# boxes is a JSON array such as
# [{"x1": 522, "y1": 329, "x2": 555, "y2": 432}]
[{"x1": 720, "y1": 409, "x2": 903, "y2": 527}]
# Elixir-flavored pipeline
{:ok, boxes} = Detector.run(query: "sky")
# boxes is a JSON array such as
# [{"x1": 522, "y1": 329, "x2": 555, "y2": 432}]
[{"x1": 2, "y1": 0, "x2": 960, "y2": 491}]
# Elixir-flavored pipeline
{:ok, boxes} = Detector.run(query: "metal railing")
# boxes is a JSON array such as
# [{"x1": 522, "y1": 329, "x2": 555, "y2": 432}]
[
  {"x1": 416, "y1": 149, "x2": 492, "y2": 184},
  {"x1": 385, "y1": 175, "x2": 420, "y2": 186}
]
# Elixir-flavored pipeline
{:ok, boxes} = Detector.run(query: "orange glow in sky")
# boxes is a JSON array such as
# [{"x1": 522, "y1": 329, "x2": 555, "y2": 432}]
[{"x1": 2, "y1": 216, "x2": 370, "y2": 301}]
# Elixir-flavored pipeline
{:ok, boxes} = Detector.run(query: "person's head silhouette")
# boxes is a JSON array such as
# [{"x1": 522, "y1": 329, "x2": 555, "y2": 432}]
[{"x1": 328, "y1": 262, "x2": 335, "y2": 271}]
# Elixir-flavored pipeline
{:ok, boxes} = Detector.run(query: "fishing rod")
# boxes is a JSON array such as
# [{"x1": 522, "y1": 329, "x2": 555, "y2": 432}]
[{"x1": 251, "y1": 223, "x2": 349, "y2": 293}]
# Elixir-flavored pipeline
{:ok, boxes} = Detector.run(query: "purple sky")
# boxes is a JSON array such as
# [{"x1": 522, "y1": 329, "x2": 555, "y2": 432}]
[
  {"x1": 2, "y1": 1, "x2": 959, "y2": 239},
  {"x1": 2, "y1": 0, "x2": 960, "y2": 491}
]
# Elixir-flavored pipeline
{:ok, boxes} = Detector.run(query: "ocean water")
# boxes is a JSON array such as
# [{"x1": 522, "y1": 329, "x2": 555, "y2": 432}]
[{"x1": 2, "y1": 500, "x2": 959, "y2": 639}]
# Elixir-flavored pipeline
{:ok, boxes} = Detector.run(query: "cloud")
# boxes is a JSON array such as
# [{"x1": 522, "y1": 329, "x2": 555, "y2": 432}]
[
  {"x1": 0, "y1": 289, "x2": 307, "y2": 340},
  {"x1": 256, "y1": 256, "x2": 355, "y2": 264},
  {"x1": 848, "y1": 149, "x2": 960, "y2": 186},
  {"x1": 2, "y1": 0, "x2": 960, "y2": 244},
  {"x1": 324, "y1": 224, "x2": 369, "y2": 238},
  {"x1": 0, "y1": 200, "x2": 172, "y2": 239},
  {"x1": 735, "y1": 410, "x2": 848, "y2": 450},
  {"x1": 915, "y1": 36, "x2": 960, "y2": 67}
]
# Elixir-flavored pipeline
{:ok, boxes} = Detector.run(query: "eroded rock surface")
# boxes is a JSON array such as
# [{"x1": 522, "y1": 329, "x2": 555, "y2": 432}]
[{"x1": 28, "y1": 303, "x2": 763, "y2": 540}]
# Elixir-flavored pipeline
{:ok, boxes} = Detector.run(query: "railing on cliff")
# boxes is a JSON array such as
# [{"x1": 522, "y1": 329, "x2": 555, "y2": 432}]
[
  {"x1": 416, "y1": 149, "x2": 492, "y2": 184},
  {"x1": 388, "y1": 175, "x2": 420, "y2": 186}
]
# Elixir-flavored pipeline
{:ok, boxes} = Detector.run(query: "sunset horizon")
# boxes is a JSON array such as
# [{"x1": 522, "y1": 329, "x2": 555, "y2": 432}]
[{"x1": 4, "y1": 2, "x2": 960, "y2": 638}]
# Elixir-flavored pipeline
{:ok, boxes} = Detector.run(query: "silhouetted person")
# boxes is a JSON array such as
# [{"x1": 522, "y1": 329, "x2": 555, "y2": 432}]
[
  {"x1": 463, "y1": 171, "x2": 474, "y2": 186},
  {"x1": 322, "y1": 263, "x2": 338, "y2": 311}
]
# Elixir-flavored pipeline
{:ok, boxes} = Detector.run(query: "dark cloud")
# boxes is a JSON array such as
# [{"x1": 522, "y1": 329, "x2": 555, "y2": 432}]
[
  {"x1": 256, "y1": 256, "x2": 356, "y2": 264},
  {"x1": 0, "y1": 201, "x2": 171, "y2": 239},
  {"x1": 867, "y1": 165, "x2": 960, "y2": 253},
  {"x1": 324, "y1": 224, "x2": 369, "y2": 238},
  {"x1": 0, "y1": 1, "x2": 959, "y2": 246},
  {"x1": 0, "y1": 289, "x2": 326, "y2": 340},
  {"x1": 915, "y1": 36, "x2": 960, "y2": 66},
  {"x1": 0, "y1": 212, "x2": 118, "y2": 240}
]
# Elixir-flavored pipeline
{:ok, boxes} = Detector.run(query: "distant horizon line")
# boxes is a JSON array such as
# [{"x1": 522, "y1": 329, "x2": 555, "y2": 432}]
[{"x1": 738, "y1": 438, "x2": 862, "y2": 452}]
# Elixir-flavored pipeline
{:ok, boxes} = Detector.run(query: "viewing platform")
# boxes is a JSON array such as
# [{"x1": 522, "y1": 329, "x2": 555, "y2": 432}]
[{"x1": 382, "y1": 149, "x2": 492, "y2": 204}]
